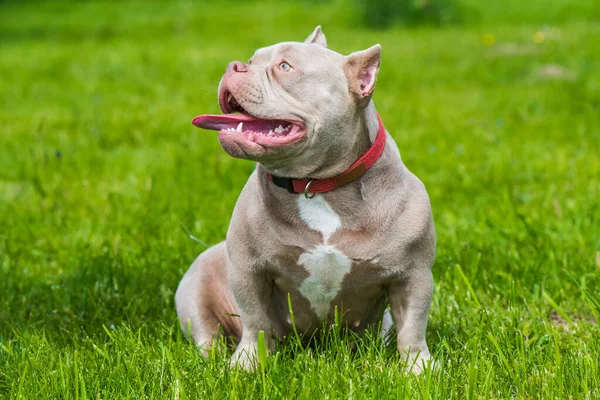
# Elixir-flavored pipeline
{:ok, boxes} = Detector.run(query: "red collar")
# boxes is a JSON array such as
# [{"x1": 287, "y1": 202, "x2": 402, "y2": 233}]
[{"x1": 267, "y1": 114, "x2": 387, "y2": 197}]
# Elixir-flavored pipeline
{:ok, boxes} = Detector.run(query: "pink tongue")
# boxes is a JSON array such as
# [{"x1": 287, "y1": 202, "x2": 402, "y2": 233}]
[
  {"x1": 192, "y1": 114, "x2": 294, "y2": 135},
  {"x1": 192, "y1": 114, "x2": 258, "y2": 131}
]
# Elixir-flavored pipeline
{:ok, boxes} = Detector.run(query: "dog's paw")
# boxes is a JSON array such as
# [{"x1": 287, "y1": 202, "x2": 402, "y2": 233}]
[
  {"x1": 230, "y1": 342, "x2": 259, "y2": 371},
  {"x1": 407, "y1": 358, "x2": 436, "y2": 375},
  {"x1": 404, "y1": 353, "x2": 437, "y2": 375}
]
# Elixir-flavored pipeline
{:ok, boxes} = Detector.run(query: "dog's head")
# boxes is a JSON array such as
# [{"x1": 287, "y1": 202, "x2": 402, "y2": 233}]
[{"x1": 193, "y1": 27, "x2": 381, "y2": 177}]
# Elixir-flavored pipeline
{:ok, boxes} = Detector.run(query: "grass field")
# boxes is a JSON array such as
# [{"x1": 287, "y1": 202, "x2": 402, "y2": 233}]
[{"x1": 1, "y1": 0, "x2": 599, "y2": 398}]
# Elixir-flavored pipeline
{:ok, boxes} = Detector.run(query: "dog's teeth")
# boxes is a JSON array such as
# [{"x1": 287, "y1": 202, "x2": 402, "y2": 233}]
[
  {"x1": 274, "y1": 125, "x2": 284, "y2": 134},
  {"x1": 267, "y1": 130, "x2": 274, "y2": 136},
  {"x1": 227, "y1": 93, "x2": 233, "y2": 103},
  {"x1": 284, "y1": 125, "x2": 291, "y2": 131},
  {"x1": 236, "y1": 122, "x2": 243, "y2": 132}
]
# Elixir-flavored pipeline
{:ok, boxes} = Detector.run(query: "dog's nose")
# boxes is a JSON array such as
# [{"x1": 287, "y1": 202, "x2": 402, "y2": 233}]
[{"x1": 226, "y1": 61, "x2": 248, "y2": 73}]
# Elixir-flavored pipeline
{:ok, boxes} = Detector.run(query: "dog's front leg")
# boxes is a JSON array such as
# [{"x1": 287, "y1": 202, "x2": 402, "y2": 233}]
[
  {"x1": 229, "y1": 265, "x2": 278, "y2": 371},
  {"x1": 387, "y1": 269, "x2": 434, "y2": 374}
]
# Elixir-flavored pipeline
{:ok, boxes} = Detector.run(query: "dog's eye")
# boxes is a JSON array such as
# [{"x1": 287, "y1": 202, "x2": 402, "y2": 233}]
[{"x1": 279, "y1": 62, "x2": 293, "y2": 72}]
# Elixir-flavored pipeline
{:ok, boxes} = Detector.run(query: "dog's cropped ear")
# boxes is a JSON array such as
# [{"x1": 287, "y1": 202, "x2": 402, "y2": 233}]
[
  {"x1": 344, "y1": 44, "x2": 381, "y2": 102},
  {"x1": 304, "y1": 26, "x2": 327, "y2": 48}
]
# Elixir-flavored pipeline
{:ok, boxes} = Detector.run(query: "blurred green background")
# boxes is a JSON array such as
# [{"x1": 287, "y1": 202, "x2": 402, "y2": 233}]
[{"x1": 0, "y1": 0, "x2": 599, "y2": 398}]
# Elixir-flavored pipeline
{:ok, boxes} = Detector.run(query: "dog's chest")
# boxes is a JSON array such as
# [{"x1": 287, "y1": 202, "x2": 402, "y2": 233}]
[{"x1": 295, "y1": 195, "x2": 353, "y2": 320}]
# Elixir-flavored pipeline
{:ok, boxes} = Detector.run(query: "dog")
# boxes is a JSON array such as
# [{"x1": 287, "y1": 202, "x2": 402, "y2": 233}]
[{"x1": 176, "y1": 26, "x2": 436, "y2": 373}]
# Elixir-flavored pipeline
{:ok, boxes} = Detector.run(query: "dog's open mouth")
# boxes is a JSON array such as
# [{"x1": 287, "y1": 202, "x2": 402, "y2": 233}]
[{"x1": 192, "y1": 91, "x2": 306, "y2": 147}]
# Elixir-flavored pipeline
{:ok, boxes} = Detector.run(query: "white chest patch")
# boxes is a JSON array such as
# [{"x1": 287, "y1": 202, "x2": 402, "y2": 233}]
[
  {"x1": 297, "y1": 194, "x2": 341, "y2": 239},
  {"x1": 297, "y1": 195, "x2": 352, "y2": 320}
]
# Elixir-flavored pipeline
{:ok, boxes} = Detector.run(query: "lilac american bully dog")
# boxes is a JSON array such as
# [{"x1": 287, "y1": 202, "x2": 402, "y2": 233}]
[{"x1": 176, "y1": 27, "x2": 436, "y2": 373}]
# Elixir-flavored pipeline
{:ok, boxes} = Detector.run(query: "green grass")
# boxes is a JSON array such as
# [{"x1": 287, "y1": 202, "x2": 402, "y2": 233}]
[{"x1": 1, "y1": 0, "x2": 599, "y2": 398}]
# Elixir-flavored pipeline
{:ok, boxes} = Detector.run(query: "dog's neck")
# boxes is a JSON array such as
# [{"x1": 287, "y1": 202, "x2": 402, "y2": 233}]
[
  {"x1": 256, "y1": 102, "x2": 400, "y2": 209},
  {"x1": 260, "y1": 102, "x2": 381, "y2": 180}
]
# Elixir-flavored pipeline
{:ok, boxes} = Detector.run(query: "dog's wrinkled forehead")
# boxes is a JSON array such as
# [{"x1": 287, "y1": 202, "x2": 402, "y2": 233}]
[{"x1": 250, "y1": 42, "x2": 344, "y2": 70}]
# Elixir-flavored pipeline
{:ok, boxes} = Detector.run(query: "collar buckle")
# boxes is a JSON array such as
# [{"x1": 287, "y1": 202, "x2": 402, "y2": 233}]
[{"x1": 304, "y1": 179, "x2": 316, "y2": 199}]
